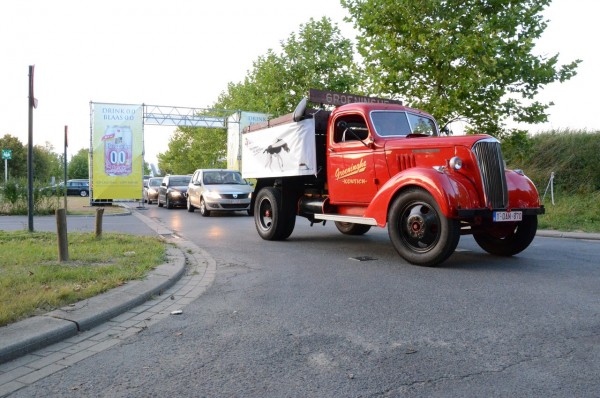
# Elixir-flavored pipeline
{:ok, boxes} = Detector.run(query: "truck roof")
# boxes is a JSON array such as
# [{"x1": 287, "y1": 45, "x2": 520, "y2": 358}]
[{"x1": 332, "y1": 102, "x2": 435, "y2": 119}]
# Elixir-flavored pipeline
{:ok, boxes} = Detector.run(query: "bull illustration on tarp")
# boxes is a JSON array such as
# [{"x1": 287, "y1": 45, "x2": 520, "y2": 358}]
[{"x1": 263, "y1": 138, "x2": 290, "y2": 171}]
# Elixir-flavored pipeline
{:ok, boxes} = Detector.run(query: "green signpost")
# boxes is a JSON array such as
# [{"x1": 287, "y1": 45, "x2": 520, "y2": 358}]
[{"x1": 2, "y1": 149, "x2": 11, "y2": 182}]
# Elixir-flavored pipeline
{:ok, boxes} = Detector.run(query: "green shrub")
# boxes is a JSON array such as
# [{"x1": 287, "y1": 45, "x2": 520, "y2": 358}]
[{"x1": 0, "y1": 178, "x2": 61, "y2": 215}]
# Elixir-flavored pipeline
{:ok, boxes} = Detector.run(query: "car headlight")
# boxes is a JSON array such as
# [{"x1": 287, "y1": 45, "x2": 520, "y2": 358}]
[
  {"x1": 205, "y1": 191, "x2": 221, "y2": 199},
  {"x1": 170, "y1": 190, "x2": 182, "y2": 197},
  {"x1": 449, "y1": 156, "x2": 463, "y2": 170}
]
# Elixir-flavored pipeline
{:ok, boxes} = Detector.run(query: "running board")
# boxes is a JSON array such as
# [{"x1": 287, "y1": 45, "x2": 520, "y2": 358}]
[{"x1": 313, "y1": 214, "x2": 378, "y2": 226}]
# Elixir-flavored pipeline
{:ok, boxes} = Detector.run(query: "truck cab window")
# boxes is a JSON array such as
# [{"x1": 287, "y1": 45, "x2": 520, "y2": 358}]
[
  {"x1": 334, "y1": 116, "x2": 369, "y2": 143},
  {"x1": 371, "y1": 111, "x2": 411, "y2": 137},
  {"x1": 406, "y1": 113, "x2": 438, "y2": 136}
]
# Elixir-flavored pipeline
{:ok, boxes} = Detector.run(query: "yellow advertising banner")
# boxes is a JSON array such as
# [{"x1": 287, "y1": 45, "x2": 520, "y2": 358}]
[{"x1": 91, "y1": 103, "x2": 144, "y2": 199}]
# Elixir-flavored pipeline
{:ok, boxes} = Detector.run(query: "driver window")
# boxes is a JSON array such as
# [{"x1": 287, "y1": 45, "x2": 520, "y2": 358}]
[{"x1": 333, "y1": 115, "x2": 369, "y2": 143}]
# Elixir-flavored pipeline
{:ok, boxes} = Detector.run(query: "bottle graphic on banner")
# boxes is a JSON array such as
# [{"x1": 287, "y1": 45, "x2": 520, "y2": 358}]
[{"x1": 103, "y1": 125, "x2": 133, "y2": 176}]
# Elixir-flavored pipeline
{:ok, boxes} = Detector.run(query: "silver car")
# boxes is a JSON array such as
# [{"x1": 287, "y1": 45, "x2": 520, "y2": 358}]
[{"x1": 187, "y1": 169, "x2": 253, "y2": 217}]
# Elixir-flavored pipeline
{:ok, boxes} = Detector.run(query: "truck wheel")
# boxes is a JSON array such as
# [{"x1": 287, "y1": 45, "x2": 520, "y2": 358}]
[
  {"x1": 187, "y1": 197, "x2": 195, "y2": 213},
  {"x1": 335, "y1": 221, "x2": 371, "y2": 235},
  {"x1": 200, "y1": 198, "x2": 211, "y2": 217},
  {"x1": 254, "y1": 187, "x2": 296, "y2": 240},
  {"x1": 388, "y1": 189, "x2": 460, "y2": 266},
  {"x1": 473, "y1": 215, "x2": 538, "y2": 256}
]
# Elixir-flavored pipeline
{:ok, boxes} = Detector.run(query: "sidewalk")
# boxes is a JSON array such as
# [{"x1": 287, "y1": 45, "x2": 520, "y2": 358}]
[{"x1": 0, "y1": 203, "x2": 204, "y2": 366}]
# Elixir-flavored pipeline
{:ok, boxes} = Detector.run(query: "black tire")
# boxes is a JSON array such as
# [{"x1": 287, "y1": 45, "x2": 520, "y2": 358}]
[
  {"x1": 254, "y1": 187, "x2": 296, "y2": 240},
  {"x1": 388, "y1": 188, "x2": 460, "y2": 266},
  {"x1": 80, "y1": 190, "x2": 88, "y2": 197},
  {"x1": 187, "y1": 197, "x2": 195, "y2": 213},
  {"x1": 166, "y1": 196, "x2": 173, "y2": 209},
  {"x1": 335, "y1": 221, "x2": 371, "y2": 235},
  {"x1": 200, "y1": 198, "x2": 211, "y2": 217},
  {"x1": 473, "y1": 215, "x2": 538, "y2": 256},
  {"x1": 158, "y1": 198, "x2": 163, "y2": 208}
]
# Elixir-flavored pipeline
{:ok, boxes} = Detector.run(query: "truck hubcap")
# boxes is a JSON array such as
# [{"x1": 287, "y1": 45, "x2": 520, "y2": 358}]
[{"x1": 402, "y1": 203, "x2": 440, "y2": 249}]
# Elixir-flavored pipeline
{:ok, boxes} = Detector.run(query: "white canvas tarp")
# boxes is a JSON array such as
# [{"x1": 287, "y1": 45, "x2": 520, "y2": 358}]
[{"x1": 242, "y1": 118, "x2": 317, "y2": 179}]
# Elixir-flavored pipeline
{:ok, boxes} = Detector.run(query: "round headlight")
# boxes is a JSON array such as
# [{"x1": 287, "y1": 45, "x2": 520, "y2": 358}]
[{"x1": 449, "y1": 156, "x2": 463, "y2": 170}]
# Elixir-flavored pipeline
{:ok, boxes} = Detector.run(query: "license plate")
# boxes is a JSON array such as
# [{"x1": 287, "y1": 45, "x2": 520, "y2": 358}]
[
  {"x1": 493, "y1": 211, "x2": 522, "y2": 222},
  {"x1": 228, "y1": 199, "x2": 245, "y2": 204}
]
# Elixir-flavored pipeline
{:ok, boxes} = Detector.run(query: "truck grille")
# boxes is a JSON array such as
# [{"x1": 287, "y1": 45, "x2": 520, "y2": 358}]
[{"x1": 471, "y1": 138, "x2": 508, "y2": 208}]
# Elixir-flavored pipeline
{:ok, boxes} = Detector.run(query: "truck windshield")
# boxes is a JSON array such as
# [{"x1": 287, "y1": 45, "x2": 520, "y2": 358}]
[{"x1": 371, "y1": 111, "x2": 438, "y2": 137}]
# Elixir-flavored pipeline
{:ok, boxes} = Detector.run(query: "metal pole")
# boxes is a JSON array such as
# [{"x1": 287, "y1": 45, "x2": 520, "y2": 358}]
[
  {"x1": 27, "y1": 65, "x2": 35, "y2": 232},
  {"x1": 64, "y1": 126, "x2": 68, "y2": 210},
  {"x1": 3, "y1": 158, "x2": 6, "y2": 182}
]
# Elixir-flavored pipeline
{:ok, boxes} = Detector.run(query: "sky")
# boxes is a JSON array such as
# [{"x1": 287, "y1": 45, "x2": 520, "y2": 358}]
[{"x1": 1, "y1": 0, "x2": 598, "y2": 167}]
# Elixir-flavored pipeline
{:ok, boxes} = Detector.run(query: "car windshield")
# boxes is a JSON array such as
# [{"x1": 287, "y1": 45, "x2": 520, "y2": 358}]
[
  {"x1": 169, "y1": 176, "x2": 191, "y2": 186},
  {"x1": 203, "y1": 171, "x2": 244, "y2": 185},
  {"x1": 370, "y1": 111, "x2": 438, "y2": 137},
  {"x1": 149, "y1": 179, "x2": 162, "y2": 187}
]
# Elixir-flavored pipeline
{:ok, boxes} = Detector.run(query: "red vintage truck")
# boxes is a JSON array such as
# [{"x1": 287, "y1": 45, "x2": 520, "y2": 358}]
[{"x1": 241, "y1": 89, "x2": 544, "y2": 266}]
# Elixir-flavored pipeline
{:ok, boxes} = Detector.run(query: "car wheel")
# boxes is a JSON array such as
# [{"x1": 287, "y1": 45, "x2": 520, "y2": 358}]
[
  {"x1": 80, "y1": 190, "x2": 88, "y2": 197},
  {"x1": 166, "y1": 195, "x2": 173, "y2": 209},
  {"x1": 200, "y1": 198, "x2": 211, "y2": 217},
  {"x1": 187, "y1": 197, "x2": 195, "y2": 212},
  {"x1": 158, "y1": 197, "x2": 163, "y2": 207}
]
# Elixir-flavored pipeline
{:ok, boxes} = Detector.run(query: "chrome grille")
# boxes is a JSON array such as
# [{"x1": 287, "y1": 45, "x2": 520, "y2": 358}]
[
  {"x1": 221, "y1": 193, "x2": 250, "y2": 200},
  {"x1": 472, "y1": 138, "x2": 508, "y2": 208}
]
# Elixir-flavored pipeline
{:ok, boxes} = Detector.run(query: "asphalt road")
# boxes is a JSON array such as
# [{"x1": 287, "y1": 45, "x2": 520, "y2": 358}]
[{"x1": 7, "y1": 205, "x2": 600, "y2": 397}]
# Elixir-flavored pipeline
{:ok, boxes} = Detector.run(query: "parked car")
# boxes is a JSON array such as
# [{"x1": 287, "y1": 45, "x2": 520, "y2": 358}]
[
  {"x1": 143, "y1": 177, "x2": 162, "y2": 204},
  {"x1": 157, "y1": 175, "x2": 191, "y2": 209},
  {"x1": 187, "y1": 169, "x2": 253, "y2": 217},
  {"x1": 54, "y1": 179, "x2": 90, "y2": 197}
]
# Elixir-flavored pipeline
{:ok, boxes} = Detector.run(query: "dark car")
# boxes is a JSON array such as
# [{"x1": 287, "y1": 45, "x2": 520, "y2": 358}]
[
  {"x1": 54, "y1": 179, "x2": 90, "y2": 197},
  {"x1": 143, "y1": 177, "x2": 162, "y2": 204},
  {"x1": 157, "y1": 175, "x2": 191, "y2": 209}
]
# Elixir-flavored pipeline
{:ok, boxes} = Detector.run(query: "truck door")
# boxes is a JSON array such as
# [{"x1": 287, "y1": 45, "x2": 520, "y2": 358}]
[{"x1": 327, "y1": 114, "x2": 378, "y2": 204}]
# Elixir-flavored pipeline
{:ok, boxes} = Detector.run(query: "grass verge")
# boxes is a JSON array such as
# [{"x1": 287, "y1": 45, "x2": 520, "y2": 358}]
[
  {"x1": 0, "y1": 231, "x2": 167, "y2": 327},
  {"x1": 539, "y1": 191, "x2": 600, "y2": 233}
]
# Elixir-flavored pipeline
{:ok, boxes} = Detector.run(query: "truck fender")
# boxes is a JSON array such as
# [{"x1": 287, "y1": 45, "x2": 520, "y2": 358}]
[
  {"x1": 505, "y1": 170, "x2": 542, "y2": 208},
  {"x1": 364, "y1": 168, "x2": 479, "y2": 227}
]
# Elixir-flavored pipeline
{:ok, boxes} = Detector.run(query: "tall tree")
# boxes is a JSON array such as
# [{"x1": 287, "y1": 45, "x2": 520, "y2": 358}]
[
  {"x1": 0, "y1": 134, "x2": 27, "y2": 180},
  {"x1": 68, "y1": 148, "x2": 89, "y2": 179},
  {"x1": 32, "y1": 142, "x2": 62, "y2": 183},
  {"x1": 157, "y1": 127, "x2": 227, "y2": 175},
  {"x1": 159, "y1": 17, "x2": 361, "y2": 171},
  {"x1": 216, "y1": 17, "x2": 361, "y2": 114},
  {"x1": 342, "y1": 0, "x2": 580, "y2": 135}
]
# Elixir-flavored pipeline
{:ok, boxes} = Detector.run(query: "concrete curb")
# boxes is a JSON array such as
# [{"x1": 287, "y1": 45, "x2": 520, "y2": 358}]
[
  {"x1": 0, "y1": 241, "x2": 186, "y2": 365},
  {"x1": 537, "y1": 229, "x2": 600, "y2": 240}
]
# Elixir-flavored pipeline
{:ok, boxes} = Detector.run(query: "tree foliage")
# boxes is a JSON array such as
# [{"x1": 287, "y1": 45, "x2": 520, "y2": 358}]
[
  {"x1": 33, "y1": 143, "x2": 62, "y2": 183},
  {"x1": 68, "y1": 148, "x2": 89, "y2": 179},
  {"x1": 215, "y1": 17, "x2": 361, "y2": 114},
  {"x1": 0, "y1": 135, "x2": 62, "y2": 182},
  {"x1": 0, "y1": 135, "x2": 27, "y2": 180},
  {"x1": 342, "y1": 0, "x2": 580, "y2": 135},
  {"x1": 157, "y1": 127, "x2": 227, "y2": 175},
  {"x1": 158, "y1": 17, "x2": 361, "y2": 171}
]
